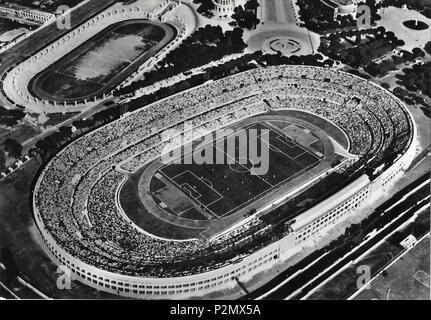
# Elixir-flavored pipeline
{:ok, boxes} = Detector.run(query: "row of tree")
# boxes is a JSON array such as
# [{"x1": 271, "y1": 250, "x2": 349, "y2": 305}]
[
  {"x1": 3, "y1": 139, "x2": 22, "y2": 160},
  {"x1": 29, "y1": 52, "x2": 333, "y2": 163},
  {"x1": 193, "y1": 0, "x2": 215, "y2": 17},
  {"x1": 0, "y1": 139, "x2": 23, "y2": 171},
  {"x1": 378, "y1": 0, "x2": 431, "y2": 19},
  {"x1": 395, "y1": 62, "x2": 431, "y2": 98},
  {"x1": 364, "y1": 47, "x2": 425, "y2": 77},
  {"x1": 297, "y1": 0, "x2": 381, "y2": 34},
  {"x1": 297, "y1": 0, "x2": 354, "y2": 33},
  {"x1": 122, "y1": 52, "x2": 331, "y2": 113},
  {"x1": 0, "y1": 105, "x2": 25, "y2": 128},
  {"x1": 114, "y1": 25, "x2": 247, "y2": 96},
  {"x1": 319, "y1": 27, "x2": 404, "y2": 68},
  {"x1": 0, "y1": 148, "x2": 5, "y2": 172}
]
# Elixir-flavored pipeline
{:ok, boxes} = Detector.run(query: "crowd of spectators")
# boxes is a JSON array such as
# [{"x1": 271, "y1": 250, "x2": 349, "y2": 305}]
[{"x1": 34, "y1": 65, "x2": 412, "y2": 278}]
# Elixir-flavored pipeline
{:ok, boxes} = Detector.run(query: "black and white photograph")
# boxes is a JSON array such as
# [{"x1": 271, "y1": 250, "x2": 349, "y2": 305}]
[{"x1": 0, "y1": 0, "x2": 429, "y2": 313}]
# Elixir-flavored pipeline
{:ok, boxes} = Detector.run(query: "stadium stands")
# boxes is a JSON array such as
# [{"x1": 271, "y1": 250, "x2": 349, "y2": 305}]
[
  {"x1": 0, "y1": 0, "x2": 196, "y2": 113},
  {"x1": 33, "y1": 65, "x2": 414, "y2": 296}
]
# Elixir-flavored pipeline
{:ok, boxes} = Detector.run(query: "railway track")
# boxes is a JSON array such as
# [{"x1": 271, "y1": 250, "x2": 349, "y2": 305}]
[{"x1": 243, "y1": 173, "x2": 430, "y2": 300}]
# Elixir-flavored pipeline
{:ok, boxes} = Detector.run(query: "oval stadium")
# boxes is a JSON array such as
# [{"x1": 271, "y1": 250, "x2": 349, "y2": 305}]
[
  {"x1": 0, "y1": 0, "x2": 196, "y2": 113},
  {"x1": 28, "y1": 19, "x2": 176, "y2": 103},
  {"x1": 32, "y1": 65, "x2": 417, "y2": 299}
]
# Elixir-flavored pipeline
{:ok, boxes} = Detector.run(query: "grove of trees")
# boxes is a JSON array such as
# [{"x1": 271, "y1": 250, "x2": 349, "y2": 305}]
[
  {"x1": 0, "y1": 105, "x2": 25, "y2": 128},
  {"x1": 231, "y1": 0, "x2": 260, "y2": 30},
  {"x1": 378, "y1": 0, "x2": 431, "y2": 19},
  {"x1": 193, "y1": 0, "x2": 215, "y2": 17},
  {"x1": 31, "y1": 52, "x2": 332, "y2": 162},
  {"x1": 319, "y1": 27, "x2": 404, "y2": 68},
  {"x1": 364, "y1": 47, "x2": 425, "y2": 77},
  {"x1": 115, "y1": 25, "x2": 247, "y2": 96},
  {"x1": 3, "y1": 138, "x2": 22, "y2": 159},
  {"x1": 0, "y1": 148, "x2": 6, "y2": 171},
  {"x1": 396, "y1": 62, "x2": 431, "y2": 98}
]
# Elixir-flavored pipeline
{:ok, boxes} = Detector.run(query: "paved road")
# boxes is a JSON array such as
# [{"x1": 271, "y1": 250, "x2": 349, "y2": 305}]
[
  {"x1": 247, "y1": 0, "x2": 318, "y2": 56},
  {"x1": 263, "y1": 0, "x2": 297, "y2": 24}
]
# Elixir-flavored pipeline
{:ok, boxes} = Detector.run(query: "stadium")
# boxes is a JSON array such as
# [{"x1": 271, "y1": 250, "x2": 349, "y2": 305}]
[
  {"x1": 28, "y1": 19, "x2": 176, "y2": 102},
  {"x1": 0, "y1": 0, "x2": 196, "y2": 113},
  {"x1": 32, "y1": 65, "x2": 416, "y2": 299}
]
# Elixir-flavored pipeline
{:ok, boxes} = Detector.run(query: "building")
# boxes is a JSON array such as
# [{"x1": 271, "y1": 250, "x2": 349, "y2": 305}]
[
  {"x1": 321, "y1": 0, "x2": 358, "y2": 18},
  {"x1": 0, "y1": 3, "x2": 56, "y2": 24},
  {"x1": 212, "y1": 0, "x2": 247, "y2": 18},
  {"x1": 400, "y1": 235, "x2": 417, "y2": 250},
  {"x1": 32, "y1": 65, "x2": 416, "y2": 299}
]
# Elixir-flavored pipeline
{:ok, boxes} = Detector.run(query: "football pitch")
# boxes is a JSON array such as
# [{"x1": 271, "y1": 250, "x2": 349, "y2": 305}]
[
  {"x1": 153, "y1": 120, "x2": 323, "y2": 220},
  {"x1": 30, "y1": 20, "x2": 175, "y2": 102},
  {"x1": 119, "y1": 112, "x2": 340, "y2": 241}
]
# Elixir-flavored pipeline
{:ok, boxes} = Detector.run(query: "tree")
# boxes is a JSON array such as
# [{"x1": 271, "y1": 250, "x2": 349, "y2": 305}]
[
  {"x1": 3, "y1": 139, "x2": 22, "y2": 159},
  {"x1": 232, "y1": 5, "x2": 260, "y2": 30},
  {"x1": 412, "y1": 47, "x2": 425, "y2": 58},
  {"x1": 194, "y1": 0, "x2": 215, "y2": 17},
  {"x1": 58, "y1": 126, "x2": 73, "y2": 137},
  {"x1": 0, "y1": 106, "x2": 25, "y2": 127},
  {"x1": 0, "y1": 148, "x2": 6, "y2": 171},
  {"x1": 225, "y1": 27, "x2": 246, "y2": 51},
  {"x1": 365, "y1": 0, "x2": 378, "y2": 24},
  {"x1": 245, "y1": 0, "x2": 259, "y2": 12}
]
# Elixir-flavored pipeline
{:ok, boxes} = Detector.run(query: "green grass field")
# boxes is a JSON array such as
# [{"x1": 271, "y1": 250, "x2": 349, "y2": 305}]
[
  {"x1": 119, "y1": 111, "x2": 340, "y2": 242},
  {"x1": 31, "y1": 20, "x2": 175, "y2": 102},
  {"x1": 355, "y1": 234, "x2": 430, "y2": 300}
]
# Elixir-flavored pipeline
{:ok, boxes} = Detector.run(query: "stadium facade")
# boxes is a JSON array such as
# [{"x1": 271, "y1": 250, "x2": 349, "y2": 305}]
[{"x1": 32, "y1": 66, "x2": 417, "y2": 299}]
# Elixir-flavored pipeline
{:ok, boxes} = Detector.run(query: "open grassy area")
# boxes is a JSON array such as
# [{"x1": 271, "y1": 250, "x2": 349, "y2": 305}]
[
  {"x1": 0, "y1": 123, "x2": 40, "y2": 145},
  {"x1": 308, "y1": 210, "x2": 430, "y2": 300},
  {"x1": 355, "y1": 234, "x2": 430, "y2": 300},
  {"x1": 0, "y1": 123, "x2": 41, "y2": 167},
  {"x1": 119, "y1": 111, "x2": 339, "y2": 241},
  {"x1": 0, "y1": 0, "x2": 119, "y2": 75},
  {"x1": 157, "y1": 121, "x2": 321, "y2": 218},
  {"x1": 308, "y1": 240, "x2": 404, "y2": 300},
  {"x1": 31, "y1": 20, "x2": 174, "y2": 102}
]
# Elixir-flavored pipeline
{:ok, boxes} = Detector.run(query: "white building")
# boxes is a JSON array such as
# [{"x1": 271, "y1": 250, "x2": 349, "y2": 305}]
[
  {"x1": 400, "y1": 235, "x2": 417, "y2": 250},
  {"x1": 212, "y1": 0, "x2": 247, "y2": 18},
  {"x1": 321, "y1": 0, "x2": 358, "y2": 17},
  {"x1": 0, "y1": 4, "x2": 55, "y2": 24}
]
